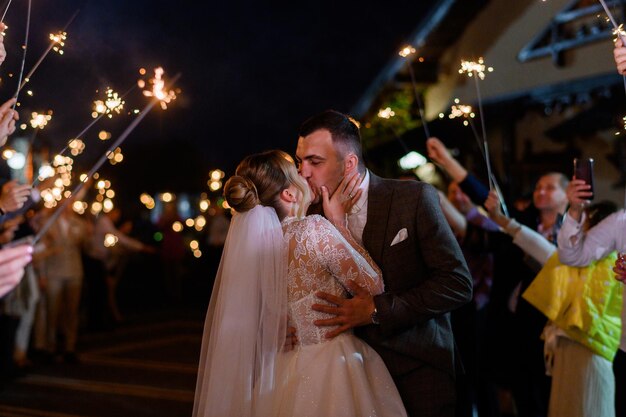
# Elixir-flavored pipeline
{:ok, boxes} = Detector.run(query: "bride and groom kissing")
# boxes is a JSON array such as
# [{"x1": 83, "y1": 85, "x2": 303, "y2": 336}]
[{"x1": 192, "y1": 110, "x2": 473, "y2": 417}]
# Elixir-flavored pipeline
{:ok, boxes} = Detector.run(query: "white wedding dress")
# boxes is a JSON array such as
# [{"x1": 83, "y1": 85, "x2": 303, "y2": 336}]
[
  {"x1": 192, "y1": 208, "x2": 406, "y2": 417},
  {"x1": 273, "y1": 215, "x2": 408, "y2": 417}
]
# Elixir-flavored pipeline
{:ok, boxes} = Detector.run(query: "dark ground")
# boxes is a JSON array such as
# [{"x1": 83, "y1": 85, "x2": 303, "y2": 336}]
[{"x1": 0, "y1": 246, "x2": 215, "y2": 417}]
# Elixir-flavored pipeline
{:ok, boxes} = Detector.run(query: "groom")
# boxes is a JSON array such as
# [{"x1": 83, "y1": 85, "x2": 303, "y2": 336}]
[{"x1": 296, "y1": 110, "x2": 473, "y2": 417}]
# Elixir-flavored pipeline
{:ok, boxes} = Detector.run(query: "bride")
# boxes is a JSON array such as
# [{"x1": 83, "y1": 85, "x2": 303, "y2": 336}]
[{"x1": 192, "y1": 150, "x2": 407, "y2": 417}]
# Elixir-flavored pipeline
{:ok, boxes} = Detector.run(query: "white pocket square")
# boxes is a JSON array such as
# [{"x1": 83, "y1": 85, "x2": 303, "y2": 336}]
[{"x1": 390, "y1": 228, "x2": 408, "y2": 246}]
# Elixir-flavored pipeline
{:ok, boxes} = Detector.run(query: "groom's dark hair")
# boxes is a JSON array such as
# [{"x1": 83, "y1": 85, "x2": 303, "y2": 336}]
[{"x1": 298, "y1": 110, "x2": 366, "y2": 172}]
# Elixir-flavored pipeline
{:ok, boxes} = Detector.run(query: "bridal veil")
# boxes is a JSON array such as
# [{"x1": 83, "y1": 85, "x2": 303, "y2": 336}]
[{"x1": 192, "y1": 205, "x2": 288, "y2": 417}]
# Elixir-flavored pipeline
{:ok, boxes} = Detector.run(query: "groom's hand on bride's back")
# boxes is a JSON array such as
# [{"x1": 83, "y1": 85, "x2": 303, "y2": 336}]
[{"x1": 312, "y1": 280, "x2": 375, "y2": 339}]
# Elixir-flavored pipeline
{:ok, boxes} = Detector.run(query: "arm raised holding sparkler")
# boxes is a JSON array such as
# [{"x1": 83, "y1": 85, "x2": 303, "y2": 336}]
[
  {"x1": 426, "y1": 137, "x2": 469, "y2": 182},
  {"x1": 426, "y1": 137, "x2": 491, "y2": 206},
  {"x1": 485, "y1": 190, "x2": 556, "y2": 266}
]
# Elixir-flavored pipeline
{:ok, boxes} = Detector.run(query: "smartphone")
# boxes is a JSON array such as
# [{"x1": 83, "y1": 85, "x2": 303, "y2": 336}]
[{"x1": 573, "y1": 157, "x2": 594, "y2": 200}]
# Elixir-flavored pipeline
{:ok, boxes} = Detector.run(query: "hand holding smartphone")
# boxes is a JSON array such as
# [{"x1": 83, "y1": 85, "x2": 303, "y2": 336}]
[{"x1": 573, "y1": 157, "x2": 594, "y2": 201}]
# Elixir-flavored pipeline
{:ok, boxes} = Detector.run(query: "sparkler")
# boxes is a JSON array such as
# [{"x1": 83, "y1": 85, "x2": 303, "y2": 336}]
[
  {"x1": 17, "y1": 11, "x2": 79, "y2": 94},
  {"x1": 0, "y1": 0, "x2": 14, "y2": 24},
  {"x1": 49, "y1": 31, "x2": 66, "y2": 55},
  {"x1": 457, "y1": 59, "x2": 509, "y2": 216},
  {"x1": 142, "y1": 67, "x2": 177, "y2": 109},
  {"x1": 598, "y1": 0, "x2": 625, "y2": 40},
  {"x1": 377, "y1": 106, "x2": 409, "y2": 153},
  {"x1": 448, "y1": 100, "x2": 481, "y2": 145},
  {"x1": 93, "y1": 88, "x2": 125, "y2": 118},
  {"x1": 398, "y1": 45, "x2": 431, "y2": 138},
  {"x1": 11, "y1": 0, "x2": 31, "y2": 110},
  {"x1": 459, "y1": 58, "x2": 494, "y2": 185},
  {"x1": 33, "y1": 72, "x2": 182, "y2": 244},
  {"x1": 447, "y1": 100, "x2": 509, "y2": 216},
  {"x1": 458, "y1": 58, "x2": 493, "y2": 80},
  {"x1": 31, "y1": 84, "x2": 137, "y2": 188}
]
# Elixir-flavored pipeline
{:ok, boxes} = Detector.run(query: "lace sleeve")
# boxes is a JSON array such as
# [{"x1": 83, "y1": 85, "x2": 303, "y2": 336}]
[{"x1": 308, "y1": 215, "x2": 384, "y2": 295}]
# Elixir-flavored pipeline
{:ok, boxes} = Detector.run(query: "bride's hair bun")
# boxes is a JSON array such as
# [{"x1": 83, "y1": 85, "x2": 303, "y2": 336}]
[{"x1": 224, "y1": 175, "x2": 259, "y2": 212}]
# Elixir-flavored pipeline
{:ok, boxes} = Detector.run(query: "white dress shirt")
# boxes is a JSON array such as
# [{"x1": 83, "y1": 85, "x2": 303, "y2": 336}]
[
  {"x1": 347, "y1": 171, "x2": 369, "y2": 246},
  {"x1": 557, "y1": 209, "x2": 626, "y2": 351}
]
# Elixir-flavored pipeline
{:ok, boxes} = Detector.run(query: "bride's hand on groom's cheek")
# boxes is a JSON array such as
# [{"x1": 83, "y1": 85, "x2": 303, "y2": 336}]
[
  {"x1": 321, "y1": 172, "x2": 362, "y2": 227},
  {"x1": 312, "y1": 280, "x2": 375, "y2": 339}
]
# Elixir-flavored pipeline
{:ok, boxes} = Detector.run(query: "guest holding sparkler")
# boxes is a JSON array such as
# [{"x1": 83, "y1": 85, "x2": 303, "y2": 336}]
[
  {"x1": 557, "y1": 177, "x2": 626, "y2": 417},
  {"x1": 487, "y1": 190, "x2": 620, "y2": 417},
  {"x1": 0, "y1": 19, "x2": 32, "y2": 307},
  {"x1": 427, "y1": 137, "x2": 569, "y2": 417}
]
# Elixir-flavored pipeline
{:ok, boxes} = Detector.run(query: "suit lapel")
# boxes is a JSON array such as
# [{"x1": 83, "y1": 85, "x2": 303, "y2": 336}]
[{"x1": 362, "y1": 173, "x2": 393, "y2": 263}]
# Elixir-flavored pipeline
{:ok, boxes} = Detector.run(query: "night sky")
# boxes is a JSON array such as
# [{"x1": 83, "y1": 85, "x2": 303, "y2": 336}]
[{"x1": 0, "y1": 0, "x2": 437, "y2": 201}]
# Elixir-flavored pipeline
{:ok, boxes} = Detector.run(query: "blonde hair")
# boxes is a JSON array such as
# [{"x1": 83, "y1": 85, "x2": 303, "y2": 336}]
[{"x1": 224, "y1": 150, "x2": 311, "y2": 219}]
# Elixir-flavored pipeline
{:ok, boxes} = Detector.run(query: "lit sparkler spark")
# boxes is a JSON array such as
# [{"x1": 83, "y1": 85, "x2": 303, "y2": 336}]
[
  {"x1": 459, "y1": 57, "x2": 494, "y2": 80},
  {"x1": 398, "y1": 45, "x2": 416, "y2": 58},
  {"x1": 30, "y1": 111, "x2": 52, "y2": 129},
  {"x1": 49, "y1": 31, "x2": 66, "y2": 55},
  {"x1": 377, "y1": 107, "x2": 395, "y2": 119},
  {"x1": 18, "y1": 22, "x2": 73, "y2": 92},
  {"x1": 398, "y1": 44, "x2": 430, "y2": 137},
  {"x1": 93, "y1": 88, "x2": 125, "y2": 118},
  {"x1": 33, "y1": 72, "x2": 181, "y2": 245},
  {"x1": 142, "y1": 67, "x2": 177, "y2": 109},
  {"x1": 105, "y1": 88, "x2": 124, "y2": 114}
]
